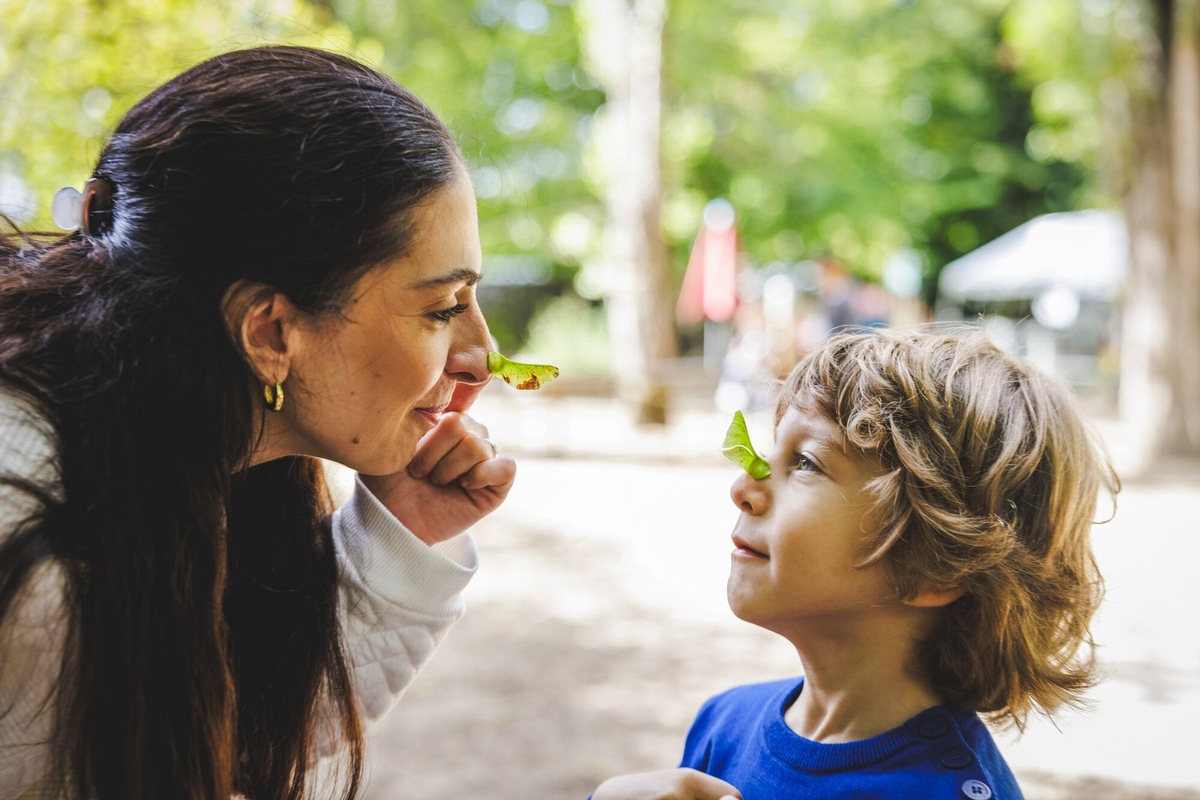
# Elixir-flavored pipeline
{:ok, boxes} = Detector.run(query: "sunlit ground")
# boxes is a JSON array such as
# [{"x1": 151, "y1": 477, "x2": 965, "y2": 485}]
[{"x1": 353, "y1": 382, "x2": 1200, "y2": 800}]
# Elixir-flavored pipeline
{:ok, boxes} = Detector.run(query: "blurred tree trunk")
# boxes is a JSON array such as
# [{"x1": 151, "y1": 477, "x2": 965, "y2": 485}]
[
  {"x1": 1121, "y1": 0, "x2": 1200, "y2": 460},
  {"x1": 581, "y1": 0, "x2": 677, "y2": 424}
]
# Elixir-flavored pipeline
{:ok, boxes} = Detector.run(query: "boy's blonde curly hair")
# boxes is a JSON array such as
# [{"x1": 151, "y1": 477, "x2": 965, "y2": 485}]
[{"x1": 778, "y1": 327, "x2": 1119, "y2": 730}]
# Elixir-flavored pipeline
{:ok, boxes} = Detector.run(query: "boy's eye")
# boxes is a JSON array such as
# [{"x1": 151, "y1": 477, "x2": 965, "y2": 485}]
[
  {"x1": 791, "y1": 453, "x2": 821, "y2": 473},
  {"x1": 430, "y1": 302, "x2": 469, "y2": 322}
]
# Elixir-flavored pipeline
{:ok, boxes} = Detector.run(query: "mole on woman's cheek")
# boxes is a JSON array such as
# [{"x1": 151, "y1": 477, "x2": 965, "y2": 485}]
[{"x1": 352, "y1": 437, "x2": 362, "y2": 444}]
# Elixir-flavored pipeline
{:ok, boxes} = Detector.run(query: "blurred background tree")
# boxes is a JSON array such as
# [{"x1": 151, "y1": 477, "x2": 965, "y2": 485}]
[
  {"x1": 3, "y1": 0, "x2": 1194, "y2": 459},
  {"x1": 1005, "y1": 0, "x2": 1200, "y2": 459},
  {"x1": 0, "y1": 0, "x2": 370, "y2": 222},
  {"x1": 663, "y1": 0, "x2": 1088, "y2": 306},
  {"x1": 580, "y1": 0, "x2": 677, "y2": 424}
]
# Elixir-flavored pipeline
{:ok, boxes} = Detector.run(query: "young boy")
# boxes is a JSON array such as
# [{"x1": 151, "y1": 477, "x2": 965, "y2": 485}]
[{"x1": 592, "y1": 328, "x2": 1118, "y2": 800}]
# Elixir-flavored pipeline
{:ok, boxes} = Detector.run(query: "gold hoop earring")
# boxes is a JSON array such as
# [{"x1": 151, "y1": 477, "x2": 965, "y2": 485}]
[{"x1": 263, "y1": 382, "x2": 284, "y2": 412}]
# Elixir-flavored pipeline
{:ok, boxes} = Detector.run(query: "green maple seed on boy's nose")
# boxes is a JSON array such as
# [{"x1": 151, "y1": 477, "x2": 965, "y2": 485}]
[
  {"x1": 487, "y1": 351, "x2": 561, "y2": 391},
  {"x1": 722, "y1": 410, "x2": 772, "y2": 479}
]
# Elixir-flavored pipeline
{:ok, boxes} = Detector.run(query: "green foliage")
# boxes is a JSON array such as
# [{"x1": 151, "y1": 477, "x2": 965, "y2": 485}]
[
  {"x1": 663, "y1": 0, "x2": 1092, "y2": 303},
  {"x1": 521, "y1": 293, "x2": 611, "y2": 377},
  {"x1": 2, "y1": 0, "x2": 1120, "y2": 349},
  {"x1": 0, "y1": 0, "x2": 369, "y2": 227},
  {"x1": 1003, "y1": 0, "x2": 1151, "y2": 201},
  {"x1": 328, "y1": 0, "x2": 606, "y2": 352}
]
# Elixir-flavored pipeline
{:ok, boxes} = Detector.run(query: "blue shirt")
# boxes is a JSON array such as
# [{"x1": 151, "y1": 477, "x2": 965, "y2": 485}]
[{"x1": 680, "y1": 678, "x2": 1024, "y2": 800}]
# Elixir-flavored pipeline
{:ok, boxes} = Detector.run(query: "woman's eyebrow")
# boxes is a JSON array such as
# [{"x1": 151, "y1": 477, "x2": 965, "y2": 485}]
[{"x1": 408, "y1": 267, "x2": 482, "y2": 290}]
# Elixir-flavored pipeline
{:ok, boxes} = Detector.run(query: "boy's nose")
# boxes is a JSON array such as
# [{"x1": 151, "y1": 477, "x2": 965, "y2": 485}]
[{"x1": 730, "y1": 471, "x2": 769, "y2": 515}]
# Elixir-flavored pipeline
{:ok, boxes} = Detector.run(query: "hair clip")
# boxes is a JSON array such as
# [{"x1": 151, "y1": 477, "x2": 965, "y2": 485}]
[{"x1": 51, "y1": 177, "x2": 114, "y2": 236}]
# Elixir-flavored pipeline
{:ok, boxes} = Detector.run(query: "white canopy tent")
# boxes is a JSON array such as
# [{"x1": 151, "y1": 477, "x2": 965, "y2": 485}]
[{"x1": 938, "y1": 209, "x2": 1127, "y2": 304}]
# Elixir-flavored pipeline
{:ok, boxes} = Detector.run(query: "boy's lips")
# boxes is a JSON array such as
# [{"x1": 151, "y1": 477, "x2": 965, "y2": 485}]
[{"x1": 732, "y1": 533, "x2": 768, "y2": 559}]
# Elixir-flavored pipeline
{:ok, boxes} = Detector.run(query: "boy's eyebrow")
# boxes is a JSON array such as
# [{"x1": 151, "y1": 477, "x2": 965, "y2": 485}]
[
  {"x1": 805, "y1": 435, "x2": 849, "y2": 460},
  {"x1": 794, "y1": 429, "x2": 861, "y2": 467},
  {"x1": 408, "y1": 267, "x2": 482, "y2": 290}
]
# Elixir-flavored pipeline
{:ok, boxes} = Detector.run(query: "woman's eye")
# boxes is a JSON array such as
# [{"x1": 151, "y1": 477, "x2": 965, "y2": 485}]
[{"x1": 431, "y1": 303, "x2": 469, "y2": 322}]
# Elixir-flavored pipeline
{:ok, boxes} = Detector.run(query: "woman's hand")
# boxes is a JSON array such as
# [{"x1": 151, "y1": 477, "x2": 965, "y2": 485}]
[
  {"x1": 359, "y1": 381, "x2": 515, "y2": 545},
  {"x1": 591, "y1": 769, "x2": 743, "y2": 800}
]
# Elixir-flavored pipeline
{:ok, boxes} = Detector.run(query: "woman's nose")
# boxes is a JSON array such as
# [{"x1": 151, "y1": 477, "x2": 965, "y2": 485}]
[
  {"x1": 445, "y1": 304, "x2": 492, "y2": 385},
  {"x1": 730, "y1": 470, "x2": 769, "y2": 515}
]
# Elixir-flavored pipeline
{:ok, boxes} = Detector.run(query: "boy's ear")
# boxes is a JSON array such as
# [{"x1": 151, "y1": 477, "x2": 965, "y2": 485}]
[
  {"x1": 222, "y1": 280, "x2": 299, "y2": 384},
  {"x1": 903, "y1": 585, "x2": 966, "y2": 609}
]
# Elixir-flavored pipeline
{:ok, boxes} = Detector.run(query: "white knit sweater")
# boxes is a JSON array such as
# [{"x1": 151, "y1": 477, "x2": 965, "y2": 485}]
[{"x1": 0, "y1": 389, "x2": 478, "y2": 798}]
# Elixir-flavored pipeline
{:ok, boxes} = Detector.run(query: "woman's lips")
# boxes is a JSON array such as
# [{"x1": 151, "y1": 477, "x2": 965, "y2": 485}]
[
  {"x1": 413, "y1": 404, "x2": 448, "y2": 426},
  {"x1": 732, "y1": 534, "x2": 768, "y2": 559}
]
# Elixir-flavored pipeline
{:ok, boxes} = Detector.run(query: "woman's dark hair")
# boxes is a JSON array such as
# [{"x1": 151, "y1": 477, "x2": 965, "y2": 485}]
[{"x1": 0, "y1": 46, "x2": 463, "y2": 799}]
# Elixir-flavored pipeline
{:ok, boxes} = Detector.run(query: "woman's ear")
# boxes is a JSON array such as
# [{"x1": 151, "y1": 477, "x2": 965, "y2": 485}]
[
  {"x1": 904, "y1": 585, "x2": 966, "y2": 609},
  {"x1": 221, "y1": 280, "x2": 299, "y2": 384}
]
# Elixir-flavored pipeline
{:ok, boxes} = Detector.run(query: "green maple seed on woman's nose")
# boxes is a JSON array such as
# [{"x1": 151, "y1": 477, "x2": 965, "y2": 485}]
[
  {"x1": 722, "y1": 410, "x2": 772, "y2": 479},
  {"x1": 487, "y1": 352, "x2": 561, "y2": 390}
]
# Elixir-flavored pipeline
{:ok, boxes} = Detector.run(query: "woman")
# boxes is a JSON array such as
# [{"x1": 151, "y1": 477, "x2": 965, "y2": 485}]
[{"x1": 0, "y1": 46, "x2": 515, "y2": 799}]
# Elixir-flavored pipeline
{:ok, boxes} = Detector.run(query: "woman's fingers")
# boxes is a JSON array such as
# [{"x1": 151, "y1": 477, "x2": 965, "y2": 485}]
[
  {"x1": 360, "y1": 440, "x2": 514, "y2": 546},
  {"x1": 359, "y1": 410, "x2": 516, "y2": 545},
  {"x1": 425, "y1": 431, "x2": 500, "y2": 487},
  {"x1": 407, "y1": 412, "x2": 494, "y2": 482}
]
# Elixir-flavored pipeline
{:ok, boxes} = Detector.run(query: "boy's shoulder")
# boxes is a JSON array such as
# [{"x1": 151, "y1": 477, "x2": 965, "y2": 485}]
[
  {"x1": 683, "y1": 678, "x2": 1025, "y2": 800},
  {"x1": 703, "y1": 676, "x2": 803, "y2": 705},
  {"x1": 693, "y1": 676, "x2": 803, "y2": 725}
]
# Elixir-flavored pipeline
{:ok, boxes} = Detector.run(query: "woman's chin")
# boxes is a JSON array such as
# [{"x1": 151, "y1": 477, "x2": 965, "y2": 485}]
[{"x1": 323, "y1": 437, "x2": 418, "y2": 479}]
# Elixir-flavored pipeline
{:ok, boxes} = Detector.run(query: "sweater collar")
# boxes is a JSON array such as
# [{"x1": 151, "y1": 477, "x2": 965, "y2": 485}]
[{"x1": 763, "y1": 678, "x2": 964, "y2": 773}]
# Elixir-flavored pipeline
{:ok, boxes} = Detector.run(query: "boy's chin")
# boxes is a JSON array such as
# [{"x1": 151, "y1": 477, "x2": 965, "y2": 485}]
[
  {"x1": 726, "y1": 581, "x2": 763, "y2": 625},
  {"x1": 726, "y1": 580, "x2": 796, "y2": 641}
]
